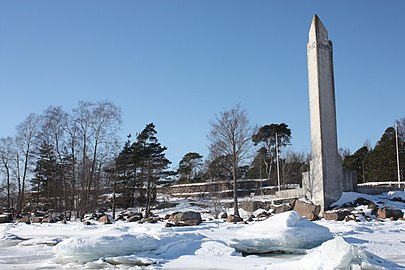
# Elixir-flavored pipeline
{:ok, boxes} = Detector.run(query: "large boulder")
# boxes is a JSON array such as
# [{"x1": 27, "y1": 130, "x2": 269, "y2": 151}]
[
  {"x1": 18, "y1": 216, "x2": 31, "y2": 224},
  {"x1": 127, "y1": 213, "x2": 143, "y2": 223},
  {"x1": 323, "y1": 210, "x2": 351, "y2": 221},
  {"x1": 167, "y1": 211, "x2": 202, "y2": 226},
  {"x1": 141, "y1": 217, "x2": 161, "y2": 224},
  {"x1": 270, "y1": 203, "x2": 292, "y2": 215},
  {"x1": 31, "y1": 217, "x2": 43, "y2": 223},
  {"x1": 377, "y1": 207, "x2": 403, "y2": 220},
  {"x1": 240, "y1": 201, "x2": 267, "y2": 213},
  {"x1": 227, "y1": 214, "x2": 243, "y2": 223},
  {"x1": 293, "y1": 200, "x2": 321, "y2": 221},
  {"x1": 99, "y1": 215, "x2": 112, "y2": 224},
  {"x1": 42, "y1": 216, "x2": 56, "y2": 223}
]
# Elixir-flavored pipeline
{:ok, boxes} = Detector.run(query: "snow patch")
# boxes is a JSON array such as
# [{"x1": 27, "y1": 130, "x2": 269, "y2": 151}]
[
  {"x1": 230, "y1": 211, "x2": 333, "y2": 253},
  {"x1": 195, "y1": 241, "x2": 241, "y2": 257},
  {"x1": 53, "y1": 233, "x2": 158, "y2": 262},
  {"x1": 299, "y1": 236, "x2": 397, "y2": 270}
]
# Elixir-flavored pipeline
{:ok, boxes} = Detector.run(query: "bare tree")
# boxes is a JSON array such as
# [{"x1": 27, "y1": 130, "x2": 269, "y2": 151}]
[
  {"x1": 72, "y1": 101, "x2": 122, "y2": 217},
  {"x1": 87, "y1": 101, "x2": 122, "y2": 201},
  {"x1": 281, "y1": 150, "x2": 309, "y2": 186},
  {"x1": 15, "y1": 113, "x2": 41, "y2": 212},
  {"x1": 207, "y1": 104, "x2": 253, "y2": 217},
  {"x1": 0, "y1": 137, "x2": 16, "y2": 212},
  {"x1": 39, "y1": 106, "x2": 69, "y2": 211},
  {"x1": 62, "y1": 112, "x2": 80, "y2": 219}
]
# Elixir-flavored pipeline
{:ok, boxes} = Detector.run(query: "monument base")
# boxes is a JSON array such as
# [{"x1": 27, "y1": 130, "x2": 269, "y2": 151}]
[{"x1": 302, "y1": 169, "x2": 357, "y2": 213}]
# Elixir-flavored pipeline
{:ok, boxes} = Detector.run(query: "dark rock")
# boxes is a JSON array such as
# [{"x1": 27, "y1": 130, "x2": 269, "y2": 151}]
[
  {"x1": 142, "y1": 217, "x2": 161, "y2": 223},
  {"x1": 165, "y1": 222, "x2": 174, "y2": 227},
  {"x1": 128, "y1": 215, "x2": 143, "y2": 223},
  {"x1": 390, "y1": 197, "x2": 405, "y2": 203},
  {"x1": 115, "y1": 215, "x2": 125, "y2": 221},
  {"x1": 377, "y1": 207, "x2": 403, "y2": 220},
  {"x1": 271, "y1": 203, "x2": 292, "y2": 215},
  {"x1": 227, "y1": 214, "x2": 243, "y2": 223},
  {"x1": 18, "y1": 216, "x2": 31, "y2": 224},
  {"x1": 168, "y1": 211, "x2": 202, "y2": 226},
  {"x1": 83, "y1": 220, "x2": 92, "y2": 225},
  {"x1": 293, "y1": 200, "x2": 320, "y2": 221},
  {"x1": 31, "y1": 217, "x2": 42, "y2": 223},
  {"x1": 220, "y1": 212, "x2": 228, "y2": 219},
  {"x1": 339, "y1": 197, "x2": 373, "y2": 209},
  {"x1": 354, "y1": 197, "x2": 373, "y2": 206},
  {"x1": 41, "y1": 216, "x2": 55, "y2": 223},
  {"x1": 99, "y1": 215, "x2": 112, "y2": 224},
  {"x1": 344, "y1": 214, "x2": 360, "y2": 222},
  {"x1": 240, "y1": 201, "x2": 266, "y2": 213},
  {"x1": 368, "y1": 202, "x2": 379, "y2": 216},
  {"x1": 256, "y1": 211, "x2": 269, "y2": 219},
  {"x1": 323, "y1": 210, "x2": 351, "y2": 221}
]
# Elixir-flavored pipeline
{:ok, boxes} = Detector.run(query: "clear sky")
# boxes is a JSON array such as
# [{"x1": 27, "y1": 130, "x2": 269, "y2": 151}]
[{"x1": 1, "y1": 1, "x2": 404, "y2": 168}]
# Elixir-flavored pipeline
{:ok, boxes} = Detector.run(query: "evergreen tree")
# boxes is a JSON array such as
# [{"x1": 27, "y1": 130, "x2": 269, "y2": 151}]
[
  {"x1": 368, "y1": 127, "x2": 404, "y2": 181},
  {"x1": 178, "y1": 152, "x2": 203, "y2": 183},
  {"x1": 32, "y1": 142, "x2": 61, "y2": 209},
  {"x1": 252, "y1": 123, "x2": 291, "y2": 180},
  {"x1": 133, "y1": 123, "x2": 171, "y2": 217},
  {"x1": 114, "y1": 135, "x2": 137, "y2": 207},
  {"x1": 342, "y1": 146, "x2": 370, "y2": 183},
  {"x1": 207, "y1": 155, "x2": 233, "y2": 181},
  {"x1": 247, "y1": 147, "x2": 269, "y2": 180}
]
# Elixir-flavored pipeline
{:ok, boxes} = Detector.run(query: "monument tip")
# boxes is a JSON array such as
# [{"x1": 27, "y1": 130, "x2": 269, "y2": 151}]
[{"x1": 309, "y1": 14, "x2": 328, "y2": 42}]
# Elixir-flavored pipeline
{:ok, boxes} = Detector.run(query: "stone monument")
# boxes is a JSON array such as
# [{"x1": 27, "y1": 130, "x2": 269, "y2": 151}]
[{"x1": 302, "y1": 15, "x2": 356, "y2": 212}]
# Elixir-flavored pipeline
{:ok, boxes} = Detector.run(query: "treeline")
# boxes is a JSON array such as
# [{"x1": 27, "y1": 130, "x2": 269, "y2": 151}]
[
  {"x1": 0, "y1": 102, "x2": 403, "y2": 217},
  {"x1": 342, "y1": 121, "x2": 405, "y2": 183},
  {"x1": 0, "y1": 102, "x2": 304, "y2": 217},
  {"x1": 0, "y1": 101, "x2": 123, "y2": 218}
]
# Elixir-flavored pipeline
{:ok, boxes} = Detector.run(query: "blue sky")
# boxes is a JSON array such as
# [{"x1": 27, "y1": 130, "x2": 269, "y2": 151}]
[{"x1": 1, "y1": 1, "x2": 404, "y2": 167}]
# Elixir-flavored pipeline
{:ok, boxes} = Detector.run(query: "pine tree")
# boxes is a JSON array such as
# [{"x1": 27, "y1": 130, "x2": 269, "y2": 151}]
[
  {"x1": 32, "y1": 142, "x2": 61, "y2": 209},
  {"x1": 178, "y1": 152, "x2": 203, "y2": 183},
  {"x1": 252, "y1": 123, "x2": 292, "y2": 180},
  {"x1": 134, "y1": 123, "x2": 171, "y2": 217},
  {"x1": 342, "y1": 146, "x2": 370, "y2": 183},
  {"x1": 368, "y1": 127, "x2": 403, "y2": 181},
  {"x1": 207, "y1": 155, "x2": 233, "y2": 181}
]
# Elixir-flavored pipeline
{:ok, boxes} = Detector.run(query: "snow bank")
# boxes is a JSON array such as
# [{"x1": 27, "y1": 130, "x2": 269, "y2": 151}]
[
  {"x1": 195, "y1": 241, "x2": 241, "y2": 257},
  {"x1": 330, "y1": 192, "x2": 376, "y2": 208},
  {"x1": 299, "y1": 236, "x2": 398, "y2": 270},
  {"x1": 230, "y1": 211, "x2": 333, "y2": 253},
  {"x1": 165, "y1": 237, "x2": 398, "y2": 270},
  {"x1": 387, "y1": 190, "x2": 405, "y2": 200},
  {"x1": 53, "y1": 233, "x2": 158, "y2": 262}
]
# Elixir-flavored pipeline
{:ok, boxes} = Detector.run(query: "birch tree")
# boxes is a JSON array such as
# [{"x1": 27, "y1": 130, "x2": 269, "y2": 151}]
[{"x1": 207, "y1": 104, "x2": 253, "y2": 217}]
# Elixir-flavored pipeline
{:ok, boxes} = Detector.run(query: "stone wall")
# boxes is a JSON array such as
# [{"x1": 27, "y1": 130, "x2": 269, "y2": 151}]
[{"x1": 158, "y1": 179, "x2": 278, "y2": 198}]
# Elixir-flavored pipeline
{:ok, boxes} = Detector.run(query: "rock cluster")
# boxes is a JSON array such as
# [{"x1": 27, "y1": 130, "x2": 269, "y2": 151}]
[{"x1": 325, "y1": 196, "x2": 404, "y2": 221}]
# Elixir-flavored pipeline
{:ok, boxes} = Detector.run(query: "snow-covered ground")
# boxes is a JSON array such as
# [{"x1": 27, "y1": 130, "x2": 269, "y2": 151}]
[{"x1": 0, "y1": 192, "x2": 404, "y2": 269}]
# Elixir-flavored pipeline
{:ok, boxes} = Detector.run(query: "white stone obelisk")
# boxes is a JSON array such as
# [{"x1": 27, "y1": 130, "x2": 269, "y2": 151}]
[{"x1": 306, "y1": 15, "x2": 346, "y2": 211}]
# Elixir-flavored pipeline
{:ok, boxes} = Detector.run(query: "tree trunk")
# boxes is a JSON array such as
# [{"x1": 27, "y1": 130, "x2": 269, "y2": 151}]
[
  {"x1": 145, "y1": 166, "x2": 152, "y2": 218},
  {"x1": 5, "y1": 162, "x2": 10, "y2": 212},
  {"x1": 232, "y1": 148, "x2": 239, "y2": 217},
  {"x1": 16, "y1": 153, "x2": 22, "y2": 213}
]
